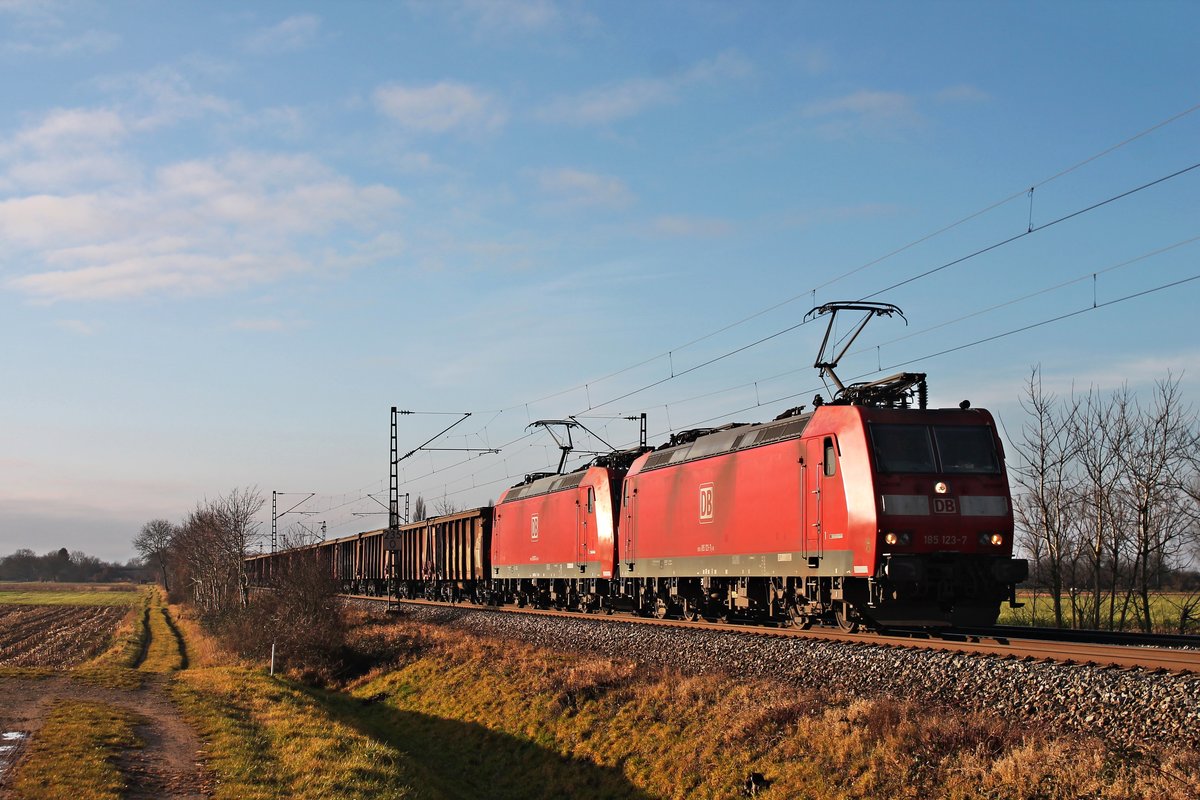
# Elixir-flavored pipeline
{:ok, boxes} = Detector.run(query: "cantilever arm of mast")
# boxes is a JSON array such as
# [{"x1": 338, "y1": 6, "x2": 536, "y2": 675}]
[{"x1": 392, "y1": 411, "x2": 497, "y2": 463}]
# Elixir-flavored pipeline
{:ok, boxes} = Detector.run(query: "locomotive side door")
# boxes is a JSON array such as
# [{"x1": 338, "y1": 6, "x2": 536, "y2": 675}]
[
  {"x1": 804, "y1": 438, "x2": 824, "y2": 564},
  {"x1": 577, "y1": 485, "x2": 593, "y2": 563},
  {"x1": 622, "y1": 480, "x2": 636, "y2": 572}
]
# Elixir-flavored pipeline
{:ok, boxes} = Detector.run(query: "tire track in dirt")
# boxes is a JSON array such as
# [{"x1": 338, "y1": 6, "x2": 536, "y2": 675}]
[
  {"x1": 0, "y1": 601, "x2": 211, "y2": 799},
  {"x1": 0, "y1": 675, "x2": 211, "y2": 799}
]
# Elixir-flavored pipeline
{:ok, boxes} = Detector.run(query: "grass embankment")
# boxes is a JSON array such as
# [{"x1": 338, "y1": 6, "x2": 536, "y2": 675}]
[
  {"x1": 7, "y1": 702, "x2": 142, "y2": 800},
  {"x1": 339, "y1": 619, "x2": 1200, "y2": 800},
  {"x1": 173, "y1": 667, "x2": 438, "y2": 799},
  {"x1": 14, "y1": 587, "x2": 1196, "y2": 799}
]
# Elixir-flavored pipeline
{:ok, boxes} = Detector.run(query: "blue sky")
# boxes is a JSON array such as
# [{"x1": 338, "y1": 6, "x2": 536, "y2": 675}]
[{"x1": 1, "y1": 1, "x2": 1198, "y2": 560}]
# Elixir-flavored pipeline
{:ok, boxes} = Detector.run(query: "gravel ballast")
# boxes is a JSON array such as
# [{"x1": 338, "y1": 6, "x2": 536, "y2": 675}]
[{"x1": 354, "y1": 600, "x2": 1200, "y2": 750}]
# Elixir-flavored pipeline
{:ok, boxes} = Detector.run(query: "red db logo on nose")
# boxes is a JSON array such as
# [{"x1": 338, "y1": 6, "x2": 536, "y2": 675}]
[{"x1": 699, "y1": 483, "x2": 714, "y2": 523}]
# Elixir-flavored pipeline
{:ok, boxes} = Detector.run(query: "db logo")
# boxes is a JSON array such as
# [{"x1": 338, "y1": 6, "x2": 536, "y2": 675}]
[
  {"x1": 932, "y1": 498, "x2": 958, "y2": 515},
  {"x1": 699, "y1": 483, "x2": 715, "y2": 523},
  {"x1": 531, "y1": 514, "x2": 540, "y2": 541}
]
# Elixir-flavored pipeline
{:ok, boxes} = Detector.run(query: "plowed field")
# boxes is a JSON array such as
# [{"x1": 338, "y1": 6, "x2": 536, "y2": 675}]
[{"x1": 0, "y1": 605, "x2": 127, "y2": 667}]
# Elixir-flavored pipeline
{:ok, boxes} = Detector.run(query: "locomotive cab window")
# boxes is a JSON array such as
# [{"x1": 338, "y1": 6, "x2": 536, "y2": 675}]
[
  {"x1": 823, "y1": 437, "x2": 837, "y2": 477},
  {"x1": 933, "y1": 426, "x2": 1000, "y2": 474},
  {"x1": 870, "y1": 425, "x2": 936, "y2": 473},
  {"x1": 870, "y1": 424, "x2": 1000, "y2": 474}
]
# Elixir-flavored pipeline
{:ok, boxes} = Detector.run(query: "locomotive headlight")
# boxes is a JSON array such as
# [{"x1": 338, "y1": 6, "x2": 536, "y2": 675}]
[
  {"x1": 885, "y1": 532, "x2": 899, "y2": 546},
  {"x1": 900, "y1": 532, "x2": 911, "y2": 545},
  {"x1": 934, "y1": 481, "x2": 948, "y2": 495},
  {"x1": 990, "y1": 533, "x2": 1005, "y2": 546}
]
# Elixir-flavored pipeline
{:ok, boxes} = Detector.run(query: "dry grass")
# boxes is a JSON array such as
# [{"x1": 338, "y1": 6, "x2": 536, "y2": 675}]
[
  {"x1": 13, "y1": 592, "x2": 1190, "y2": 799},
  {"x1": 7, "y1": 700, "x2": 141, "y2": 800},
  {"x1": 163, "y1": 602, "x2": 437, "y2": 799},
  {"x1": 172, "y1": 667, "x2": 438, "y2": 799},
  {"x1": 139, "y1": 591, "x2": 186, "y2": 673},
  {"x1": 343, "y1": 618, "x2": 1200, "y2": 800},
  {"x1": 167, "y1": 602, "x2": 234, "y2": 669}
]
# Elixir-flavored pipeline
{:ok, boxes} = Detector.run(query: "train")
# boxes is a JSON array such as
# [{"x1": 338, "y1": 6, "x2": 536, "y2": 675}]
[{"x1": 246, "y1": 303, "x2": 1028, "y2": 629}]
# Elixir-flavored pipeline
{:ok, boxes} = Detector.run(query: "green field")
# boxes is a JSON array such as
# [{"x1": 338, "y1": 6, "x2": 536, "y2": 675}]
[
  {"x1": 998, "y1": 590, "x2": 1199, "y2": 634},
  {"x1": 0, "y1": 583, "x2": 142, "y2": 607}
]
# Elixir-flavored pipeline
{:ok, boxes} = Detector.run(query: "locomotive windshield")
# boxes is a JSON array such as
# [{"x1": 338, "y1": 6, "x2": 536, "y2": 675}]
[
  {"x1": 932, "y1": 425, "x2": 1000, "y2": 473},
  {"x1": 870, "y1": 424, "x2": 1000, "y2": 474}
]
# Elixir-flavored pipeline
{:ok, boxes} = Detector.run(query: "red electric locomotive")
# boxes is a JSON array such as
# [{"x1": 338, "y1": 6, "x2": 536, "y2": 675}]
[
  {"x1": 616, "y1": 397, "x2": 1023, "y2": 628},
  {"x1": 490, "y1": 446, "x2": 637, "y2": 611}
]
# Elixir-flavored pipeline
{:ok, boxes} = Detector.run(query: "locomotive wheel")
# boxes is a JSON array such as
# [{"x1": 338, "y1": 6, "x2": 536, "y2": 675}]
[
  {"x1": 785, "y1": 604, "x2": 812, "y2": 630},
  {"x1": 681, "y1": 597, "x2": 701, "y2": 622},
  {"x1": 652, "y1": 598, "x2": 670, "y2": 619},
  {"x1": 834, "y1": 602, "x2": 860, "y2": 633}
]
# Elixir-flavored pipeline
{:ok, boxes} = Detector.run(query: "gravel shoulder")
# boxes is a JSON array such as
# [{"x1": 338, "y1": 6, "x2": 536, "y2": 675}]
[{"x1": 377, "y1": 601, "x2": 1200, "y2": 750}]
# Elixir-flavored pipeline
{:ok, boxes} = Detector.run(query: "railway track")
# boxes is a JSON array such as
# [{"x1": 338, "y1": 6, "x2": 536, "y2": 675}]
[{"x1": 344, "y1": 595, "x2": 1200, "y2": 675}]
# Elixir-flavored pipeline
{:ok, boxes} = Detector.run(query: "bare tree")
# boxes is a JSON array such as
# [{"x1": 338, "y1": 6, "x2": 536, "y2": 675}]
[
  {"x1": 133, "y1": 519, "x2": 176, "y2": 591},
  {"x1": 1070, "y1": 385, "x2": 1131, "y2": 628},
  {"x1": 170, "y1": 487, "x2": 264, "y2": 615},
  {"x1": 413, "y1": 495, "x2": 427, "y2": 522},
  {"x1": 212, "y1": 486, "x2": 265, "y2": 608},
  {"x1": 1011, "y1": 367, "x2": 1080, "y2": 628},
  {"x1": 432, "y1": 495, "x2": 459, "y2": 516},
  {"x1": 1117, "y1": 376, "x2": 1199, "y2": 632}
]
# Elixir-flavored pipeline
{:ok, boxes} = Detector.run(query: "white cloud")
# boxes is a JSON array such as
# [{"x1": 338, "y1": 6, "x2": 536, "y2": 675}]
[
  {"x1": 373, "y1": 81, "x2": 506, "y2": 134},
  {"x1": 803, "y1": 90, "x2": 916, "y2": 120},
  {"x1": 542, "y1": 77, "x2": 673, "y2": 127},
  {"x1": 118, "y1": 67, "x2": 234, "y2": 131},
  {"x1": 12, "y1": 251, "x2": 300, "y2": 301},
  {"x1": 0, "y1": 193, "x2": 120, "y2": 247},
  {"x1": 800, "y1": 89, "x2": 923, "y2": 138},
  {"x1": 231, "y1": 318, "x2": 300, "y2": 332},
  {"x1": 792, "y1": 44, "x2": 833, "y2": 77},
  {"x1": 539, "y1": 50, "x2": 752, "y2": 126},
  {"x1": 537, "y1": 168, "x2": 632, "y2": 210},
  {"x1": 243, "y1": 14, "x2": 321, "y2": 54},
  {"x1": 649, "y1": 215, "x2": 733, "y2": 238},
  {"x1": 54, "y1": 319, "x2": 96, "y2": 336},
  {"x1": 936, "y1": 84, "x2": 990, "y2": 104},
  {"x1": 454, "y1": 0, "x2": 561, "y2": 34},
  {"x1": 234, "y1": 105, "x2": 308, "y2": 140},
  {"x1": 1, "y1": 29, "x2": 119, "y2": 57},
  {"x1": 2, "y1": 152, "x2": 407, "y2": 302},
  {"x1": 411, "y1": 0, "x2": 597, "y2": 39},
  {"x1": 4, "y1": 154, "x2": 136, "y2": 191},
  {"x1": 10, "y1": 108, "x2": 126, "y2": 154}
]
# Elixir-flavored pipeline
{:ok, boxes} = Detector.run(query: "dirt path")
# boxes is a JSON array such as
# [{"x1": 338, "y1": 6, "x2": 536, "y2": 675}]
[
  {"x1": 0, "y1": 675, "x2": 211, "y2": 799},
  {"x1": 0, "y1": 601, "x2": 211, "y2": 799}
]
